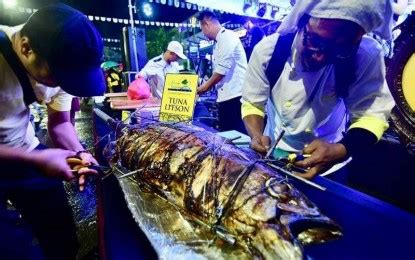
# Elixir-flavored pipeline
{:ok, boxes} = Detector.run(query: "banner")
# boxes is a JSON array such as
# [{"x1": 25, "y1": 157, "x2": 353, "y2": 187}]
[{"x1": 159, "y1": 73, "x2": 198, "y2": 122}]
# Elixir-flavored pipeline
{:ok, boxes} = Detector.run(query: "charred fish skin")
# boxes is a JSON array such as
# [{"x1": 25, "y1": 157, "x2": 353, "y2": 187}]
[{"x1": 115, "y1": 123, "x2": 342, "y2": 259}]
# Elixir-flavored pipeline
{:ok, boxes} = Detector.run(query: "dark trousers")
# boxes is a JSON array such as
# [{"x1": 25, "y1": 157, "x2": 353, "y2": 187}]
[
  {"x1": 0, "y1": 144, "x2": 79, "y2": 260},
  {"x1": 217, "y1": 96, "x2": 247, "y2": 134}
]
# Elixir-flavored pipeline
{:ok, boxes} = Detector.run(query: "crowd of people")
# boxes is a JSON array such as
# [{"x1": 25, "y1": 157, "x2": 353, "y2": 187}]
[{"x1": 0, "y1": 0, "x2": 400, "y2": 258}]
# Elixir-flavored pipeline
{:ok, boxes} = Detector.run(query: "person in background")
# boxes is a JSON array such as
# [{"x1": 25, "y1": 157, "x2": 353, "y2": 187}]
[
  {"x1": 392, "y1": 0, "x2": 409, "y2": 23},
  {"x1": 103, "y1": 63, "x2": 123, "y2": 93},
  {"x1": 135, "y1": 41, "x2": 187, "y2": 99},
  {"x1": 372, "y1": 0, "x2": 409, "y2": 57},
  {"x1": 197, "y1": 10, "x2": 248, "y2": 134},
  {"x1": 242, "y1": 18, "x2": 265, "y2": 60},
  {"x1": 394, "y1": 0, "x2": 415, "y2": 25},
  {"x1": 242, "y1": 0, "x2": 395, "y2": 179},
  {"x1": 0, "y1": 4, "x2": 105, "y2": 259}
]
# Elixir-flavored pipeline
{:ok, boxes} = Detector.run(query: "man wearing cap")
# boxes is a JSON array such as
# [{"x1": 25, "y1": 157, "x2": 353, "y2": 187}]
[
  {"x1": 197, "y1": 10, "x2": 248, "y2": 134},
  {"x1": 135, "y1": 40, "x2": 187, "y2": 99},
  {"x1": 242, "y1": 0, "x2": 395, "y2": 179},
  {"x1": 0, "y1": 4, "x2": 105, "y2": 259}
]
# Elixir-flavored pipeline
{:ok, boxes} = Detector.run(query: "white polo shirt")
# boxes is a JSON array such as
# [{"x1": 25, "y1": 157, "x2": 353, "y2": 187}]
[
  {"x1": 213, "y1": 27, "x2": 247, "y2": 103},
  {"x1": 0, "y1": 25, "x2": 73, "y2": 151},
  {"x1": 137, "y1": 54, "x2": 180, "y2": 99},
  {"x1": 242, "y1": 33, "x2": 395, "y2": 152}
]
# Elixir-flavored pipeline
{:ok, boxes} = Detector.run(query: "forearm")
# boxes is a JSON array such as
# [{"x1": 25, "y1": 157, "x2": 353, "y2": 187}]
[
  {"x1": 203, "y1": 73, "x2": 225, "y2": 91},
  {"x1": 241, "y1": 100, "x2": 266, "y2": 138},
  {"x1": 338, "y1": 128, "x2": 378, "y2": 157},
  {"x1": 136, "y1": 71, "x2": 148, "y2": 80},
  {"x1": 243, "y1": 114, "x2": 265, "y2": 138},
  {"x1": 48, "y1": 121, "x2": 84, "y2": 151},
  {"x1": 0, "y1": 145, "x2": 46, "y2": 171},
  {"x1": 0, "y1": 145, "x2": 32, "y2": 165},
  {"x1": 47, "y1": 107, "x2": 84, "y2": 151}
]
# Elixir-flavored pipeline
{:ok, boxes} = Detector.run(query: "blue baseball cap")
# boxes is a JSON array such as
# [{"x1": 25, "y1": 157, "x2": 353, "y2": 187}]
[{"x1": 22, "y1": 4, "x2": 105, "y2": 97}]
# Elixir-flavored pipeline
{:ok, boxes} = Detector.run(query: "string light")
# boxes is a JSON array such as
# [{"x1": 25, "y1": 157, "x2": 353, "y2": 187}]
[
  {"x1": 103, "y1": 38, "x2": 121, "y2": 43},
  {"x1": 6, "y1": 4, "x2": 242, "y2": 29},
  {"x1": 107, "y1": 47, "x2": 122, "y2": 51}
]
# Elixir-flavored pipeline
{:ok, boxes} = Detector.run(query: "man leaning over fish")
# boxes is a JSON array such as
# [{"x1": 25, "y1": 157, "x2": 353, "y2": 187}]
[{"x1": 242, "y1": 0, "x2": 395, "y2": 179}]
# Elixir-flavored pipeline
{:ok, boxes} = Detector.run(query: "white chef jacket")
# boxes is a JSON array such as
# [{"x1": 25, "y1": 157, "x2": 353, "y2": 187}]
[
  {"x1": 213, "y1": 27, "x2": 247, "y2": 102},
  {"x1": 242, "y1": 32, "x2": 395, "y2": 152},
  {"x1": 137, "y1": 54, "x2": 180, "y2": 99}
]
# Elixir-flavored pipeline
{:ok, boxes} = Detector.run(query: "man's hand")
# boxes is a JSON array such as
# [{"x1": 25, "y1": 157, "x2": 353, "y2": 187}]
[
  {"x1": 197, "y1": 73, "x2": 224, "y2": 94},
  {"x1": 197, "y1": 84, "x2": 209, "y2": 94},
  {"x1": 77, "y1": 151, "x2": 98, "y2": 166},
  {"x1": 295, "y1": 140, "x2": 347, "y2": 179},
  {"x1": 72, "y1": 151, "x2": 98, "y2": 191},
  {"x1": 47, "y1": 107, "x2": 99, "y2": 191},
  {"x1": 32, "y1": 149, "x2": 98, "y2": 191},
  {"x1": 32, "y1": 149, "x2": 77, "y2": 181},
  {"x1": 250, "y1": 135, "x2": 271, "y2": 154},
  {"x1": 243, "y1": 114, "x2": 267, "y2": 154}
]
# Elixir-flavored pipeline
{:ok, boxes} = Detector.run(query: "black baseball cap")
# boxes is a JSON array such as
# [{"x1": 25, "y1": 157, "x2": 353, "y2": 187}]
[{"x1": 22, "y1": 4, "x2": 105, "y2": 97}]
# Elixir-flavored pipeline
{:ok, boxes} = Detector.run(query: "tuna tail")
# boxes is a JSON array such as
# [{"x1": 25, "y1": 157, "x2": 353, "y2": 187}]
[{"x1": 288, "y1": 216, "x2": 343, "y2": 245}]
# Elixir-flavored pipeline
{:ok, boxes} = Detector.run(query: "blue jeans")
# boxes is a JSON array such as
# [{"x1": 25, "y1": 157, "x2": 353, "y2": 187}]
[{"x1": 0, "y1": 144, "x2": 79, "y2": 260}]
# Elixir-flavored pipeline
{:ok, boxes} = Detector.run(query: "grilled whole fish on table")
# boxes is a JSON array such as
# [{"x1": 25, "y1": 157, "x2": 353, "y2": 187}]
[{"x1": 113, "y1": 123, "x2": 342, "y2": 259}]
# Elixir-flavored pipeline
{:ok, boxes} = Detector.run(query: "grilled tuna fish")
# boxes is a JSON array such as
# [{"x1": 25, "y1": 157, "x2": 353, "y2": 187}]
[{"x1": 114, "y1": 123, "x2": 342, "y2": 259}]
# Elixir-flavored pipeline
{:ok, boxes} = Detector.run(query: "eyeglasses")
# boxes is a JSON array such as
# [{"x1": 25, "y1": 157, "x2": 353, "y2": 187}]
[{"x1": 302, "y1": 26, "x2": 360, "y2": 59}]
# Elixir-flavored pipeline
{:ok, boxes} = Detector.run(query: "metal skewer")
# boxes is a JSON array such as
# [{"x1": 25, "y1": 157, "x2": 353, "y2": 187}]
[
  {"x1": 93, "y1": 108, "x2": 114, "y2": 124},
  {"x1": 266, "y1": 163, "x2": 326, "y2": 191},
  {"x1": 265, "y1": 130, "x2": 285, "y2": 159},
  {"x1": 117, "y1": 169, "x2": 143, "y2": 179}
]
